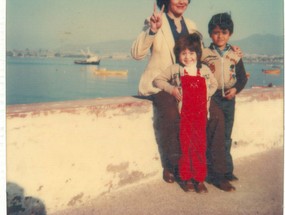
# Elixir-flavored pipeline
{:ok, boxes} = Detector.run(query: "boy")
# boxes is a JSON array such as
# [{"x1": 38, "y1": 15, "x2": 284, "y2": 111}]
[
  {"x1": 153, "y1": 33, "x2": 218, "y2": 193},
  {"x1": 202, "y1": 13, "x2": 248, "y2": 191}
]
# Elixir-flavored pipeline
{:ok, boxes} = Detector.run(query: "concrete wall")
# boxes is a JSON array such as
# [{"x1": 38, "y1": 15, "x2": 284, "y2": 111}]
[{"x1": 6, "y1": 88, "x2": 283, "y2": 214}]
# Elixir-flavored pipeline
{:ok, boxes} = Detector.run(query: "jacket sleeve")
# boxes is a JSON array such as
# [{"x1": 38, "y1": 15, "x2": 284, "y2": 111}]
[
  {"x1": 233, "y1": 59, "x2": 248, "y2": 93},
  {"x1": 208, "y1": 70, "x2": 218, "y2": 97},
  {"x1": 153, "y1": 65, "x2": 176, "y2": 95},
  {"x1": 131, "y1": 18, "x2": 156, "y2": 60}
]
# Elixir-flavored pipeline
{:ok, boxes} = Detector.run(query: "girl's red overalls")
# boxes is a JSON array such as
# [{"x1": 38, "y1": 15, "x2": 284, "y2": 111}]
[{"x1": 179, "y1": 69, "x2": 207, "y2": 182}]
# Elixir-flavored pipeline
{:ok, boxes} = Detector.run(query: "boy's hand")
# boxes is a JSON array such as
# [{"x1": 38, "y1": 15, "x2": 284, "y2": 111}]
[
  {"x1": 171, "y1": 87, "x2": 182, "y2": 101},
  {"x1": 150, "y1": 4, "x2": 165, "y2": 33},
  {"x1": 225, "y1": 88, "x2": 237, "y2": 100},
  {"x1": 232, "y1": 46, "x2": 243, "y2": 58}
]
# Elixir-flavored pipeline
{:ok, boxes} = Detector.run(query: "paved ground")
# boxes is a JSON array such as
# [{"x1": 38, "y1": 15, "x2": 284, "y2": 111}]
[{"x1": 51, "y1": 148, "x2": 283, "y2": 215}]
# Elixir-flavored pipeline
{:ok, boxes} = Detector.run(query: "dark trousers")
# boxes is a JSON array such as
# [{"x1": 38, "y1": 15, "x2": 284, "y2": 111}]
[
  {"x1": 152, "y1": 91, "x2": 181, "y2": 175},
  {"x1": 207, "y1": 94, "x2": 235, "y2": 180}
]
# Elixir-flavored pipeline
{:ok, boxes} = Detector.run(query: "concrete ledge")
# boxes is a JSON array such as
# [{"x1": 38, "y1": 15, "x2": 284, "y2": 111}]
[
  {"x1": 6, "y1": 87, "x2": 283, "y2": 214},
  {"x1": 7, "y1": 96, "x2": 152, "y2": 118},
  {"x1": 236, "y1": 87, "x2": 283, "y2": 102},
  {"x1": 7, "y1": 96, "x2": 160, "y2": 213}
]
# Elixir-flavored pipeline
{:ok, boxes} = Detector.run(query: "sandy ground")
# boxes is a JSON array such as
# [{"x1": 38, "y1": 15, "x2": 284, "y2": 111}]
[{"x1": 51, "y1": 147, "x2": 283, "y2": 215}]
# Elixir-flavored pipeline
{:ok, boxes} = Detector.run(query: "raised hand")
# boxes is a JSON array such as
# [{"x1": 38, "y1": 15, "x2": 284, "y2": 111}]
[{"x1": 150, "y1": 4, "x2": 165, "y2": 33}]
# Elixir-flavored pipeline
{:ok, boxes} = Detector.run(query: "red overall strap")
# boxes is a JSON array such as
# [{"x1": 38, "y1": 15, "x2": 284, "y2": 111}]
[
  {"x1": 197, "y1": 69, "x2": 201, "y2": 76},
  {"x1": 184, "y1": 68, "x2": 201, "y2": 76}
]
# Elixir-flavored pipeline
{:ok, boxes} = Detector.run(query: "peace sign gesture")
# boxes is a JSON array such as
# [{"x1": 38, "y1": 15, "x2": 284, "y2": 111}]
[{"x1": 150, "y1": 4, "x2": 165, "y2": 33}]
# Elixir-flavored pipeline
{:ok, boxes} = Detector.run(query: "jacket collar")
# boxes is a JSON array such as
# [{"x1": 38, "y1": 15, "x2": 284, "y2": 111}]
[
  {"x1": 161, "y1": 13, "x2": 175, "y2": 62},
  {"x1": 209, "y1": 43, "x2": 232, "y2": 54}
]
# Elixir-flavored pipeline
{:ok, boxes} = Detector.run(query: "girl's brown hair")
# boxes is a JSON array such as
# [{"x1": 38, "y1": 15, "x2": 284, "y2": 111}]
[{"x1": 174, "y1": 33, "x2": 202, "y2": 68}]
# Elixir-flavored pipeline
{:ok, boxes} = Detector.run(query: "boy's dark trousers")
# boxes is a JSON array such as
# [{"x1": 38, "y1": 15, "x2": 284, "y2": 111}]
[
  {"x1": 207, "y1": 91, "x2": 235, "y2": 181},
  {"x1": 152, "y1": 91, "x2": 181, "y2": 176}
]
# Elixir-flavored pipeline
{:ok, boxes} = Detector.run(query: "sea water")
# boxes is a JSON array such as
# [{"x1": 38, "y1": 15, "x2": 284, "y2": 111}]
[{"x1": 6, "y1": 57, "x2": 283, "y2": 105}]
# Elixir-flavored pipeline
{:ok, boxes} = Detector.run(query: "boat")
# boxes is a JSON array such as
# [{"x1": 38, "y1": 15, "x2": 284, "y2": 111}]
[
  {"x1": 74, "y1": 48, "x2": 100, "y2": 65},
  {"x1": 251, "y1": 83, "x2": 275, "y2": 89},
  {"x1": 74, "y1": 57, "x2": 100, "y2": 65},
  {"x1": 93, "y1": 68, "x2": 128, "y2": 76},
  {"x1": 262, "y1": 68, "x2": 280, "y2": 75}
]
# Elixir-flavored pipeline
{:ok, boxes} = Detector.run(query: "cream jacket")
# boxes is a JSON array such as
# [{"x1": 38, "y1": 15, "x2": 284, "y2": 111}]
[{"x1": 131, "y1": 13, "x2": 197, "y2": 96}]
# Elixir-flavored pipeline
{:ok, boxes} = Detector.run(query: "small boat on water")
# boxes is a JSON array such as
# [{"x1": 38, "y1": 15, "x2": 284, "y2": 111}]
[
  {"x1": 74, "y1": 48, "x2": 100, "y2": 65},
  {"x1": 93, "y1": 68, "x2": 128, "y2": 76},
  {"x1": 74, "y1": 56, "x2": 100, "y2": 65},
  {"x1": 262, "y1": 68, "x2": 281, "y2": 75},
  {"x1": 251, "y1": 83, "x2": 275, "y2": 89}
]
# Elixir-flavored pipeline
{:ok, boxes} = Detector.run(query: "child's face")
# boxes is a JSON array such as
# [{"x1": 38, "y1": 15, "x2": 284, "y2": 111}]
[
  {"x1": 179, "y1": 49, "x2": 197, "y2": 67},
  {"x1": 210, "y1": 26, "x2": 231, "y2": 50}
]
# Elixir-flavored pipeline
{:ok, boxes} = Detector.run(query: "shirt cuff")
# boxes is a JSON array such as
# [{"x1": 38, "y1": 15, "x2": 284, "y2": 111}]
[{"x1": 149, "y1": 29, "x2": 157, "y2": 35}]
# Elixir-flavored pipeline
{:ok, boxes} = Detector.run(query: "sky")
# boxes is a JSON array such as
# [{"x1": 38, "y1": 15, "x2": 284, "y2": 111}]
[{"x1": 6, "y1": 0, "x2": 284, "y2": 50}]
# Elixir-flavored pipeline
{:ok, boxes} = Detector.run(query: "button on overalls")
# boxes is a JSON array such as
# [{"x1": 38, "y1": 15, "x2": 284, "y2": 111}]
[{"x1": 179, "y1": 69, "x2": 207, "y2": 182}]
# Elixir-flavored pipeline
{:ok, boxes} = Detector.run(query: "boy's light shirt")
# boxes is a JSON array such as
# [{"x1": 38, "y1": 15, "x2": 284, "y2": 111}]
[{"x1": 213, "y1": 43, "x2": 231, "y2": 57}]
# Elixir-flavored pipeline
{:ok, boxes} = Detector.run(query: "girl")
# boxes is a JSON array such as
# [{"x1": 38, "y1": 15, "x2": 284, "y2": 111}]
[{"x1": 153, "y1": 33, "x2": 218, "y2": 193}]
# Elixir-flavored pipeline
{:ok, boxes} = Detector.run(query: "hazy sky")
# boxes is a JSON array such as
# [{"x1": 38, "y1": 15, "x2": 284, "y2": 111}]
[{"x1": 6, "y1": 0, "x2": 284, "y2": 49}]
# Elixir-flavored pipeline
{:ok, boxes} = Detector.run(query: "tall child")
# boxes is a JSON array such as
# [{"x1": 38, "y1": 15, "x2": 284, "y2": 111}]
[
  {"x1": 202, "y1": 13, "x2": 248, "y2": 191},
  {"x1": 153, "y1": 33, "x2": 218, "y2": 193}
]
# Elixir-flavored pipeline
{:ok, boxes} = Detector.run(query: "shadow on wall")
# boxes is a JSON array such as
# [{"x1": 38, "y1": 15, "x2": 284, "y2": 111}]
[{"x1": 7, "y1": 182, "x2": 46, "y2": 215}]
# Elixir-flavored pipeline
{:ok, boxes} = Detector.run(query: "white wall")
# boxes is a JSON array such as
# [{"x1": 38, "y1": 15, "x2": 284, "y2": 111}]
[{"x1": 6, "y1": 88, "x2": 283, "y2": 213}]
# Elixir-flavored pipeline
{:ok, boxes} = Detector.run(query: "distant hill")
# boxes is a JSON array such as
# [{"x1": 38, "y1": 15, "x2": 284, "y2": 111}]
[
  {"x1": 191, "y1": 34, "x2": 283, "y2": 56},
  {"x1": 232, "y1": 34, "x2": 283, "y2": 55},
  {"x1": 59, "y1": 34, "x2": 283, "y2": 56}
]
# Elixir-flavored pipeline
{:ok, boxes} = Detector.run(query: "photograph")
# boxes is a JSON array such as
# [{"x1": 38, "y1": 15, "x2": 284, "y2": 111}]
[{"x1": 5, "y1": 0, "x2": 284, "y2": 214}]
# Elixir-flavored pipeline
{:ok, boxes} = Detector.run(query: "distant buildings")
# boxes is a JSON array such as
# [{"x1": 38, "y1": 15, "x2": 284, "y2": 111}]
[
  {"x1": 6, "y1": 49, "x2": 283, "y2": 64},
  {"x1": 243, "y1": 54, "x2": 283, "y2": 64}
]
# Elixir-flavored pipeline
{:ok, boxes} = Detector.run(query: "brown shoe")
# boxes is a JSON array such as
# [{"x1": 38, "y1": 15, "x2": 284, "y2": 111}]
[
  {"x1": 215, "y1": 180, "x2": 236, "y2": 192},
  {"x1": 163, "y1": 169, "x2": 175, "y2": 183},
  {"x1": 180, "y1": 180, "x2": 196, "y2": 192},
  {"x1": 196, "y1": 182, "x2": 208, "y2": 193},
  {"x1": 225, "y1": 174, "x2": 239, "y2": 181}
]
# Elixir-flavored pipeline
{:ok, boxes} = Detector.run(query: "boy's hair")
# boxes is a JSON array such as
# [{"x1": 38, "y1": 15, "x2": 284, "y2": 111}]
[
  {"x1": 208, "y1": 13, "x2": 234, "y2": 36},
  {"x1": 174, "y1": 33, "x2": 202, "y2": 69},
  {"x1": 157, "y1": 0, "x2": 191, "y2": 11}
]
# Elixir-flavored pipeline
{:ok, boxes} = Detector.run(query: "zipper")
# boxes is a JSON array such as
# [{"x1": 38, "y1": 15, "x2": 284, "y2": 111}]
[
  {"x1": 221, "y1": 57, "x2": 225, "y2": 97},
  {"x1": 216, "y1": 46, "x2": 230, "y2": 97}
]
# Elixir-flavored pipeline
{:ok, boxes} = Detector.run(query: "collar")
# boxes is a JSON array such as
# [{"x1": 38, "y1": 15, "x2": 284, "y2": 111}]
[
  {"x1": 166, "y1": 13, "x2": 184, "y2": 24},
  {"x1": 210, "y1": 43, "x2": 231, "y2": 57}
]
